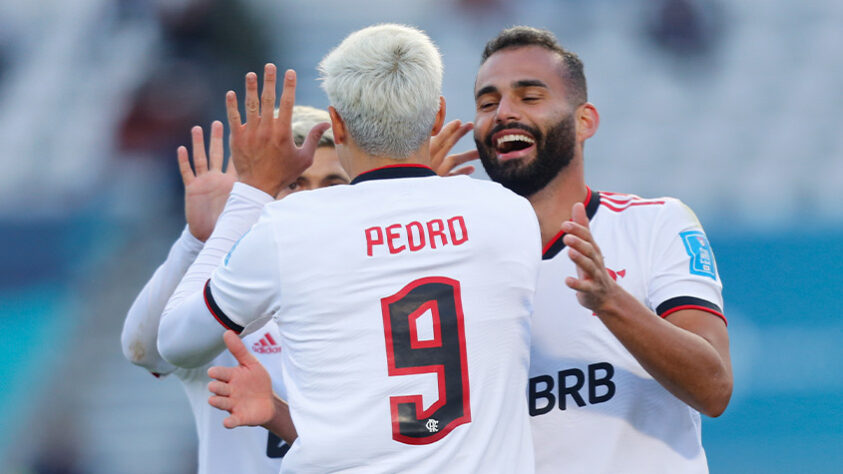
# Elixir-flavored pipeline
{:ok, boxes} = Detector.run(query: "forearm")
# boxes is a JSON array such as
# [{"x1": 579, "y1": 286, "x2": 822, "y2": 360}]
[
  {"x1": 263, "y1": 395, "x2": 298, "y2": 444},
  {"x1": 121, "y1": 226, "x2": 202, "y2": 374},
  {"x1": 595, "y1": 286, "x2": 732, "y2": 416},
  {"x1": 158, "y1": 183, "x2": 273, "y2": 368}
]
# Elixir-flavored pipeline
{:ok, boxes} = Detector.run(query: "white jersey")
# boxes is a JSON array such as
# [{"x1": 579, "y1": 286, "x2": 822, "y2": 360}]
[
  {"x1": 530, "y1": 189, "x2": 725, "y2": 474},
  {"x1": 207, "y1": 166, "x2": 540, "y2": 473},
  {"x1": 121, "y1": 227, "x2": 288, "y2": 474},
  {"x1": 176, "y1": 327, "x2": 289, "y2": 474}
]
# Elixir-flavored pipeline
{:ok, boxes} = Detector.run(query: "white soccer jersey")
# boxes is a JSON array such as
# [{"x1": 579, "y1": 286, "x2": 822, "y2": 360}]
[
  {"x1": 529, "y1": 189, "x2": 725, "y2": 474},
  {"x1": 121, "y1": 227, "x2": 288, "y2": 474},
  {"x1": 206, "y1": 165, "x2": 540, "y2": 473},
  {"x1": 177, "y1": 326, "x2": 289, "y2": 474}
]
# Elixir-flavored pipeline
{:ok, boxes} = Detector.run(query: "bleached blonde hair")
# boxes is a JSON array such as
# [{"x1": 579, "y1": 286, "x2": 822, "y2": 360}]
[
  {"x1": 275, "y1": 105, "x2": 335, "y2": 147},
  {"x1": 292, "y1": 105, "x2": 334, "y2": 148},
  {"x1": 318, "y1": 24, "x2": 443, "y2": 158}
]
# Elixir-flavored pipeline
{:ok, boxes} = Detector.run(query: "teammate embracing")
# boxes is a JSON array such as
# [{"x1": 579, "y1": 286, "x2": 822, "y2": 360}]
[
  {"x1": 121, "y1": 106, "x2": 347, "y2": 473},
  {"x1": 474, "y1": 26, "x2": 732, "y2": 473},
  {"x1": 157, "y1": 24, "x2": 537, "y2": 472}
]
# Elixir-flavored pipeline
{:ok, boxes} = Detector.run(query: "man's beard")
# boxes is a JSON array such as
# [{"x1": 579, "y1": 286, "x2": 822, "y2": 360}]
[{"x1": 476, "y1": 114, "x2": 576, "y2": 197}]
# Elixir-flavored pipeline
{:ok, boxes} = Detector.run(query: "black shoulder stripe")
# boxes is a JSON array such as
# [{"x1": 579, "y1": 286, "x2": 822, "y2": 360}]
[
  {"x1": 656, "y1": 296, "x2": 725, "y2": 324},
  {"x1": 204, "y1": 279, "x2": 244, "y2": 334}
]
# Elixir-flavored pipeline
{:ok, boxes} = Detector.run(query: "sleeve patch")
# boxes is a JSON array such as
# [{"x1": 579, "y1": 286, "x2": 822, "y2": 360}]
[{"x1": 680, "y1": 230, "x2": 718, "y2": 280}]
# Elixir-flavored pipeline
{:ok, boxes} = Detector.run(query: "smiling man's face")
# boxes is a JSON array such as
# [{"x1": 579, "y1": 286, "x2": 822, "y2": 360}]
[{"x1": 474, "y1": 45, "x2": 578, "y2": 197}]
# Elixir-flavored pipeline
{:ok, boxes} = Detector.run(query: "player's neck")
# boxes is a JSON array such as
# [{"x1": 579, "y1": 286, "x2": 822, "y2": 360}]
[{"x1": 526, "y1": 160, "x2": 589, "y2": 247}]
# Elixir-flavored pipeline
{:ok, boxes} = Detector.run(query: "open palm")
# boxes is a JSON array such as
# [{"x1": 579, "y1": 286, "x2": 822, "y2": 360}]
[{"x1": 177, "y1": 121, "x2": 238, "y2": 242}]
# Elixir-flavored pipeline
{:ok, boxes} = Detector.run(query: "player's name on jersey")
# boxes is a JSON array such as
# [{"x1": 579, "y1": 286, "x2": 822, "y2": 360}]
[{"x1": 365, "y1": 215, "x2": 469, "y2": 256}]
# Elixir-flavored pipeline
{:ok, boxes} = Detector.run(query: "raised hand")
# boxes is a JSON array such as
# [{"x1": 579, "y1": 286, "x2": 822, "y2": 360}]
[
  {"x1": 430, "y1": 120, "x2": 479, "y2": 177},
  {"x1": 226, "y1": 64, "x2": 330, "y2": 196},
  {"x1": 177, "y1": 121, "x2": 238, "y2": 242},
  {"x1": 207, "y1": 331, "x2": 276, "y2": 429},
  {"x1": 562, "y1": 202, "x2": 619, "y2": 313}
]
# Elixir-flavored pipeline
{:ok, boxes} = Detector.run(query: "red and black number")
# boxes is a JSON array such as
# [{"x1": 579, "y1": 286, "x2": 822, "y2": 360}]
[{"x1": 381, "y1": 277, "x2": 471, "y2": 445}]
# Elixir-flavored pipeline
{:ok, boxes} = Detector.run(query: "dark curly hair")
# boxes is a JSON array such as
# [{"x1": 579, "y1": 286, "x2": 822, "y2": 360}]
[{"x1": 481, "y1": 26, "x2": 587, "y2": 105}]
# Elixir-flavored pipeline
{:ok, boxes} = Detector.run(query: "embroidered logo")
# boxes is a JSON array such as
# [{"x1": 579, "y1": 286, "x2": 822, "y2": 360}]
[
  {"x1": 425, "y1": 418, "x2": 440, "y2": 433},
  {"x1": 680, "y1": 230, "x2": 718, "y2": 280}
]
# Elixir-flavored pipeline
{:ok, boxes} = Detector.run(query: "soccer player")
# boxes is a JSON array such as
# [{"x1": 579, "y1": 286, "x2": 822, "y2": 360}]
[
  {"x1": 120, "y1": 106, "x2": 348, "y2": 473},
  {"x1": 158, "y1": 24, "x2": 540, "y2": 473},
  {"x1": 473, "y1": 26, "x2": 733, "y2": 473}
]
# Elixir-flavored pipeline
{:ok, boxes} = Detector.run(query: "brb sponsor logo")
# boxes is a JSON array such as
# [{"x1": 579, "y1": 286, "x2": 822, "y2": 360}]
[{"x1": 529, "y1": 362, "x2": 616, "y2": 415}]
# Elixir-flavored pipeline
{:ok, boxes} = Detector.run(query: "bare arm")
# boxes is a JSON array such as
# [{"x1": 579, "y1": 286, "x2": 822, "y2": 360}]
[{"x1": 562, "y1": 202, "x2": 733, "y2": 417}]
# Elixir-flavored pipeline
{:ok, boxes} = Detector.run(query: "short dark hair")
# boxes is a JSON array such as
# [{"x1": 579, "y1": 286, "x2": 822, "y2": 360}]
[{"x1": 481, "y1": 26, "x2": 587, "y2": 105}]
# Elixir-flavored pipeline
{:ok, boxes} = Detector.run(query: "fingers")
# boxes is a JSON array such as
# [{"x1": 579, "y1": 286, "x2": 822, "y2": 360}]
[
  {"x1": 562, "y1": 215, "x2": 603, "y2": 256},
  {"x1": 177, "y1": 146, "x2": 194, "y2": 186},
  {"x1": 259, "y1": 64, "x2": 277, "y2": 135},
  {"x1": 565, "y1": 242, "x2": 600, "y2": 278},
  {"x1": 223, "y1": 330, "x2": 259, "y2": 367},
  {"x1": 438, "y1": 121, "x2": 474, "y2": 158},
  {"x1": 274, "y1": 69, "x2": 297, "y2": 135},
  {"x1": 571, "y1": 201, "x2": 589, "y2": 226},
  {"x1": 223, "y1": 415, "x2": 243, "y2": 429},
  {"x1": 208, "y1": 395, "x2": 233, "y2": 412},
  {"x1": 207, "y1": 365, "x2": 233, "y2": 383},
  {"x1": 431, "y1": 120, "x2": 463, "y2": 157},
  {"x1": 564, "y1": 275, "x2": 589, "y2": 291},
  {"x1": 208, "y1": 121, "x2": 224, "y2": 171},
  {"x1": 208, "y1": 380, "x2": 231, "y2": 397},
  {"x1": 244, "y1": 72, "x2": 260, "y2": 128},
  {"x1": 445, "y1": 149, "x2": 479, "y2": 168},
  {"x1": 297, "y1": 122, "x2": 331, "y2": 161},
  {"x1": 448, "y1": 165, "x2": 475, "y2": 176},
  {"x1": 226, "y1": 90, "x2": 242, "y2": 131},
  {"x1": 191, "y1": 126, "x2": 208, "y2": 174}
]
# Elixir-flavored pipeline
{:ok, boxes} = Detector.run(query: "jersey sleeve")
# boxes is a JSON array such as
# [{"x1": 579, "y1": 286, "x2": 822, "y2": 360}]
[
  {"x1": 646, "y1": 199, "x2": 726, "y2": 324},
  {"x1": 120, "y1": 226, "x2": 203, "y2": 376},
  {"x1": 158, "y1": 183, "x2": 275, "y2": 368},
  {"x1": 206, "y1": 214, "x2": 283, "y2": 334}
]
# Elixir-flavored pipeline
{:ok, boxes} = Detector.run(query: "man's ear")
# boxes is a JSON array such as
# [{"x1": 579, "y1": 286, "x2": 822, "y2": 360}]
[
  {"x1": 328, "y1": 106, "x2": 347, "y2": 145},
  {"x1": 431, "y1": 96, "x2": 446, "y2": 136},
  {"x1": 576, "y1": 102, "x2": 599, "y2": 142}
]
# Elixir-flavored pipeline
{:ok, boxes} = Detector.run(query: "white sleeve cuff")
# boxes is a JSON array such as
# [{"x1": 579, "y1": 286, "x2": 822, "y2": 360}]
[
  {"x1": 176, "y1": 225, "x2": 205, "y2": 256},
  {"x1": 231, "y1": 182, "x2": 274, "y2": 206}
]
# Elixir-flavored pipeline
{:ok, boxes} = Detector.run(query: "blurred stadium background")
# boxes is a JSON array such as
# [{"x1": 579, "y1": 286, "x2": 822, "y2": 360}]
[{"x1": 0, "y1": 0, "x2": 840, "y2": 472}]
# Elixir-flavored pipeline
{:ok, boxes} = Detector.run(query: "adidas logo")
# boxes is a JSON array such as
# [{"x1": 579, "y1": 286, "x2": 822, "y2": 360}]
[{"x1": 252, "y1": 333, "x2": 282, "y2": 354}]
